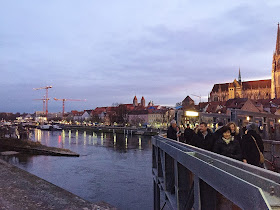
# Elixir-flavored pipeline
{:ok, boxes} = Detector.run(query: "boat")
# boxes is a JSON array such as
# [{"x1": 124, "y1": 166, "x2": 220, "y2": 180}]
[
  {"x1": 51, "y1": 124, "x2": 62, "y2": 130},
  {"x1": 40, "y1": 124, "x2": 52, "y2": 130}
]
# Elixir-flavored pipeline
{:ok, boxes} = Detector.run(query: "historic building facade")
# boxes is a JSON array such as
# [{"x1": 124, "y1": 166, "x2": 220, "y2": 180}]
[{"x1": 209, "y1": 24, "x2": 280, "y2": 102}]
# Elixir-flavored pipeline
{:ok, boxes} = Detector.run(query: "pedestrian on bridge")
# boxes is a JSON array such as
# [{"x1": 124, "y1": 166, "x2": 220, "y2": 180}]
[
  {"x1": 227, "y1": 122, "x2": 242, "y2": 146},
  {"x1": 213, "y1": 126, "x2": 242, "y2": 161},
  {"x1": 190, "y1": 122, "x2": 214, "y2": 151},
  {"x1": 184, "y1": 124, "x2": 194, "y2": 144},
  {"x1": 242, "y1": 123, "x2": 264, "y2": 167},
  {"x1": 167, "y1": 120, "x2": 181, "y2": 141}
]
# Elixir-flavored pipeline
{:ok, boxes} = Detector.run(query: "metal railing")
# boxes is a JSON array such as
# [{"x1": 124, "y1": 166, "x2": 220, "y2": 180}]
[
  {"x1": 264, "y1": 140, "x2": 280, "y2": 172},
  {"x1": 153, "y1": 135, "x2": 280, "y2": 210}
]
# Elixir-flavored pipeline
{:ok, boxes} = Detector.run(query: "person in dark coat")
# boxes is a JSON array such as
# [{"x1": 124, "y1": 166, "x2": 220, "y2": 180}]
[
  {"x1": 190, "y1": 122, "x2": 214, "y2": 151},
  {"x1": 242, "y1": 123, "x2": 264, "y2": 167},
  {"x1": 184, "y1": 124, "x2": 194, "y2": 144},
  {"x1": 213, "y1": 126, "x2": 242, "y2": 161},
  {"x1": 213, "y1": 122, "x2": 224, "y2": 143},
  {"x1": 167, "y1": 120, "x2": 181, "y2": 141}
]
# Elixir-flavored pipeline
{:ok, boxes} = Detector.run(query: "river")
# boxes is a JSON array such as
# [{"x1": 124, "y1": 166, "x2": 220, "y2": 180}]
[{"x1": 0, "y1": 129, "x2": 153, "y2": 210}]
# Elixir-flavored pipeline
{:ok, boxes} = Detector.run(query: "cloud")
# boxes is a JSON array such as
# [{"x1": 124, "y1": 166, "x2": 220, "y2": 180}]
[{"x1": 0, "y1": 0, "x2": 279, "y2": 112}]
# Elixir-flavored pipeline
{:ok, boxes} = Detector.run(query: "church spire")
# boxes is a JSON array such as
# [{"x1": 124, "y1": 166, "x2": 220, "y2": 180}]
[
  {"x1": 276, "y1": 23, "x2": 280, "y2": 55},
  {"x1": 238, "y1": 67, "x2": 241, "y2": 83}
]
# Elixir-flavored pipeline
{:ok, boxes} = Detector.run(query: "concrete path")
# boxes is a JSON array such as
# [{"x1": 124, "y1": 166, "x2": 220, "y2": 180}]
[{"x1": 0, "y1": 159, "x2": 116, "y2": 210}]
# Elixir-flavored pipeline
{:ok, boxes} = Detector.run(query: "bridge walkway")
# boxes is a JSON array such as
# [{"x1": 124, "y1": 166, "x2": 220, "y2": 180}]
[{"x1": 153, "y1": 136, "x2": 280, "y2": 210}]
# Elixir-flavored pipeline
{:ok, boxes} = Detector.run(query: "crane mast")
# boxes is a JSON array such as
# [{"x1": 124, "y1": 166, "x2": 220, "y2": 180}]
[
  {"x1": 53, "y1": 98, "x2": 86, "y2": 117},
  {"x1": 33, "y1": 86, "x2": 52, "y2": 118}
]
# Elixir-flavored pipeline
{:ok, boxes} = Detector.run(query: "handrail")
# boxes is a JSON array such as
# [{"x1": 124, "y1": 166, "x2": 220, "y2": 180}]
[{"x1": 153, "y1": 135, "x2": 280, "y2": 210}]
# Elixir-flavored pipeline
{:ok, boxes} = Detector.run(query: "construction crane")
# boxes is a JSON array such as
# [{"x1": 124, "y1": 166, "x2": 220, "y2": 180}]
[
  {"x1": 191, "y1": 94, "x2": 202, "y2": 103},
  {"x1": 33, "y1": 98, "x2": 47, "y2": 114},
  {"x1": 33, "y1": 86, "x2": 52, "y2": 118},
  {"x1": 53, "y1": 98, "x2": 86, "y2": 116}
]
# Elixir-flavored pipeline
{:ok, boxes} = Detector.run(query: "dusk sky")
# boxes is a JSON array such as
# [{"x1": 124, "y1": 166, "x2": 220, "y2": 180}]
[{"x1": 1, "y1": 1, "x2": 280, "y2": 113}]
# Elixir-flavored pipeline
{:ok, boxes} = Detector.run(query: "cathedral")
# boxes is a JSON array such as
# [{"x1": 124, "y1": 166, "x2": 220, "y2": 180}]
[{"x1": 209, "y1": 24, "x2": 280, "y2": 102}]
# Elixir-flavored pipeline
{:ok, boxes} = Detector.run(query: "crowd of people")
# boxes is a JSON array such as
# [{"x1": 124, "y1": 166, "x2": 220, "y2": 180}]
[{"x1": 167, "y1": 120, "x2": 264, "y2": 168}]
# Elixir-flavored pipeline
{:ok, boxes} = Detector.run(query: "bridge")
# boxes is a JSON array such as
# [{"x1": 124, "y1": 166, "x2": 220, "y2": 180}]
[{"x1": 152, "y1": 135, "x2": 280, "y2": 210}]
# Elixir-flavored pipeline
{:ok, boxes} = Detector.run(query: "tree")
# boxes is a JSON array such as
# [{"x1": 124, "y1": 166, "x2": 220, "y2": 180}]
[
  {"x1": 131, "y1": 116, "x2": 145, "y2": 126},
  {"x1": 91, "y1": 114, "x2": 101, "y2": 123},
  {"x1": 115, "y1": 104, "x2": 129, "y2": 125}
]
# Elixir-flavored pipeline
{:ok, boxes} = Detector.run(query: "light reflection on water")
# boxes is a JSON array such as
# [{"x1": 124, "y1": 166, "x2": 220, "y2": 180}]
[{"x1": 1, "y1": 129, "x2": 153, "y2": 210}]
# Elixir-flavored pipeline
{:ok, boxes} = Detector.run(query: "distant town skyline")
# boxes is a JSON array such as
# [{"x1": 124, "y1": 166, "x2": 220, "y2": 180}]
[{"x1": 0, "y1": 1, "x2": 279, "y2": 113}]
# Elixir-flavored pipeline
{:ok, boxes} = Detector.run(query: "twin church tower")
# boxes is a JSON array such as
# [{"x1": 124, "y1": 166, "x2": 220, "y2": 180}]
[{"x1": 209, "y1": 24, "x2": 280, "y2": 102}]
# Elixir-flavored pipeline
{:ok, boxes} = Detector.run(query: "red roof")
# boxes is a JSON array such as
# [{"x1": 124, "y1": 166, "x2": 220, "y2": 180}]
[{"x1": 211, "y1": 79, "x2": 271, "y2": 92}]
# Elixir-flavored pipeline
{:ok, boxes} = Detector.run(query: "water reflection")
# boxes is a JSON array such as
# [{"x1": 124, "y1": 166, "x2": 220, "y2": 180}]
[
  {"x1": 30, "y1": 129, "x2": 153, "y2": 152},
  {"x1": 1, "y1": 154, "x2": 34, "y2": 167}
]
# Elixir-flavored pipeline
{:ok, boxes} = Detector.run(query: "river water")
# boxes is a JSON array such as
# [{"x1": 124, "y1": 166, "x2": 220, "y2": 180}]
[{"x1": 0, "y1": 129, "x2": 153, "y2": 210}]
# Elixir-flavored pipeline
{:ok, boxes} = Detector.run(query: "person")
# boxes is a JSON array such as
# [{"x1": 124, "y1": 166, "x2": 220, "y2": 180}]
[
  {"x1": 213, "y1": 122, "x2": 224, "y2": 142},
  {"x1": 167, "y1": 120, "x2": 181, "y2": 141},
  {"x1": 227, "y1": 122, "x2": 242, "y2": 146},
  {"x1": 241, "y1": 123, "x2": 264, "y2": 167},
  {"x1": 190, "y1": 122, "x2": 214, "y2": 151},
  {"x1": 184, "y1": 124, "x2": 194, "y2": 144},
  {"x1": 213, "y1": 126, "x2": 242, "y2": 161}
]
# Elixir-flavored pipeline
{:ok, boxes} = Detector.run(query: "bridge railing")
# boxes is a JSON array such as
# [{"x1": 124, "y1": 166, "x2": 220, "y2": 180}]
[
  {"x1": 263, "y1": 140, "x2": 280, "y2": 171},
  {"x1": 152, "y1": 135, "x2": 280, "y2": 210}
]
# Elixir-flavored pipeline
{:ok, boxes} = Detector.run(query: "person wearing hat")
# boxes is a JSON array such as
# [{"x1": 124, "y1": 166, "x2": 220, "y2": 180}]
[
  {"x1": 167, "y1": 120, "x2": 181, "y2": 141},
  {"x1": 241, "y1": 123, "x2": 264, "y2": 167}
]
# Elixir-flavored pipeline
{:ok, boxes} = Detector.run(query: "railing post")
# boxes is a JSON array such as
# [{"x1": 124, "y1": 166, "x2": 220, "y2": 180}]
[
  {"x1": 194, "y1": 175, "x2": 201, "y2": 210},
  {"x1": 174, "y1": 161, "x2": 193, "y2": 210},
  {"x1": 154, "y1": 179, "x2": 160, "y2": 210},
  {"x1": 157, "y1": 148, "x2": 163, "y2": 178},
  {"x1": 164, "y1": 153, "x2": 174, "y2": 193},
  {"x1": 152, "y1": 145, "x2": 156, "y2": 169},
  {"x1": 194, "y1": 176, "x2": 217, "y2": 210},
  {"x1": 200, "y1": 180, "x2": 217, "y2": 210}
]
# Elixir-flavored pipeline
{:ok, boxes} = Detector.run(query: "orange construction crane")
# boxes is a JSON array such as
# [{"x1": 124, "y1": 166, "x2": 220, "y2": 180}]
[
  {"x1": 33, "y1": 86, "x2": 52, "y2": 118},
  {"x1": 53, "y1": 98, "x2": 86, "y2": 116},
  {"x1": 33, "y1": 98, "x2": 48, "y2": 114}
]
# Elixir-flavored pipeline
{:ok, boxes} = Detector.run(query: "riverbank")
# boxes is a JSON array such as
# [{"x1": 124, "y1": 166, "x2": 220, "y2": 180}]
[
  {"x1": 0, "y1": 159, "x2": 116, "y2": 209},
  {"x1": 0, "y1": 138, "x2": 79, "y2": 157}
]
